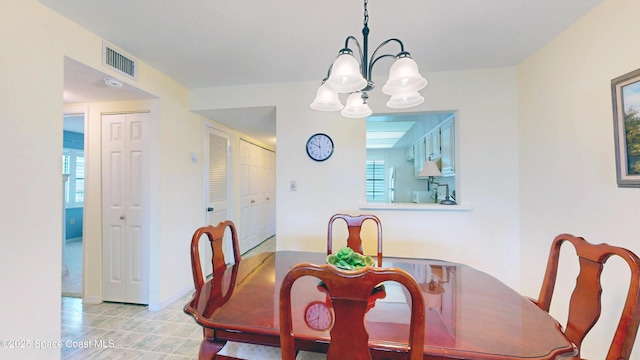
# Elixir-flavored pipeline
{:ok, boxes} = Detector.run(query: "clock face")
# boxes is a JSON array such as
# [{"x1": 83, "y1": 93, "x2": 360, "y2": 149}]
[
  {"x1": 304, "y1": 301, "x2": 333, "y2": 331},
  {"x1": 306, "y1": 133, "x2": 334, "y2": 161}
]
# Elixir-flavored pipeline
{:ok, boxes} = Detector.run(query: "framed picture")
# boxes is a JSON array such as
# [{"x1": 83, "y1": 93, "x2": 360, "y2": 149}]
[{"x1": 612, "y1": 67, "x2": 640, "y2": 187}]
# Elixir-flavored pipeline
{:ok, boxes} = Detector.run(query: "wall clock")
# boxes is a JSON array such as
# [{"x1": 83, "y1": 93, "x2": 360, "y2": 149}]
[
  {"x1": 304, "y1": 301, "x2": 333, "y2": 331},
  {"x1": 306, "y1": 133, "x2": 334, "y2": 161}
]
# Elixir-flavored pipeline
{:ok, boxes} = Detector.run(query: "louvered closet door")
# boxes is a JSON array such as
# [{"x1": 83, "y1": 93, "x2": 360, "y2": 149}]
[{"x1": 204, "y1": 127, "x2": 232, "y2": 268}]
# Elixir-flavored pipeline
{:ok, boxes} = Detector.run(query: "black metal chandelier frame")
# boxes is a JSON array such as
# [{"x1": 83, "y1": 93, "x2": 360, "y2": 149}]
[{"x1": 324, "y1": 0, "x2": 413, "y2": 96}]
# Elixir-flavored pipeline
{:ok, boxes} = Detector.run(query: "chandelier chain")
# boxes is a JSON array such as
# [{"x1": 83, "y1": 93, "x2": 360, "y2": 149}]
[{"x1": 363, "y1": 0, "x2": 369, "y2": 27}]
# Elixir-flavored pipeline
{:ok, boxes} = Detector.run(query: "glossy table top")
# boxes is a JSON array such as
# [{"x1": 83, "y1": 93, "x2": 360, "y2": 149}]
[{"x1": 184, "y1": 251, "x2": 575, "y2": 359}]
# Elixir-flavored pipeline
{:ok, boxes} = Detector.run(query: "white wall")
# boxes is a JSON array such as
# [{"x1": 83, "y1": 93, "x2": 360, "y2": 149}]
[
  {"x1": 0, "y1": 2, "x2": 65, "y2": 358},
  {"x1": 6, "y1": 0, "x2": 636, "y2": 358},
  {"x1": 0, "y1": 2, "x2": 211, "y2": 358},
  {"x1": 191, "y1": 67, "x2": 522, "y2": 288},
  {"x1": 518, "y1": 0, "x2": 640, "y2": 358}
]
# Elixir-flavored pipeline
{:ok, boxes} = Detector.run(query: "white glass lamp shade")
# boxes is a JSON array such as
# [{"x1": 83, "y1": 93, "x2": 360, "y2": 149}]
[
  {"x1": 325, "y1": 53, "x2": 367, "y2": 93},
  {"x1": 386, "y1": 92, "x2": 425, "y2": 109},
  {"x1": 417, "y1": 160, "x2": 442, "y2": 178},
  {"x1": 310, "y1": 84, "x2": 343, "y2": 111},
  {"x1": 340, "y1": 92, "x2": 372, "y2": 118},
  {"x1": 382, "y1": 57, "x2": 427, "y2": 95}
]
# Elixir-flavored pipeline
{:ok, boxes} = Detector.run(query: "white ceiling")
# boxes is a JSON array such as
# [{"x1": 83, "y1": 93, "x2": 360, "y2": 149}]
[{"x1": 46, "y1": 0, "x2": 603, "y2": 147}]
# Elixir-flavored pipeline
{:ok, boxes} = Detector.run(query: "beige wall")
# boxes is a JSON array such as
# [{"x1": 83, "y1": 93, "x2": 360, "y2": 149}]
[
  {"x1": 1, "y1": 2, "x2": 210, "y2": 358},
  {"x1": 518, "y1": 0, "x2": 640, "y2": 358},
  {"x1": 3, "y1": 0, "x2": 639, "y2": 358},
  {"x1": 1, "y1": 3, "x2": 65, "y2": 358},
  {"x1": 191, "y1": 66, "x2": 522, "y2": 287}
]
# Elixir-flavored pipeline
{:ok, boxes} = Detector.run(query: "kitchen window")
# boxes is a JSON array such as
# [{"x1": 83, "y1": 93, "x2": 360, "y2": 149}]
[{"x1": 366, "y1": 159, "x2": 385, "y2": 202}]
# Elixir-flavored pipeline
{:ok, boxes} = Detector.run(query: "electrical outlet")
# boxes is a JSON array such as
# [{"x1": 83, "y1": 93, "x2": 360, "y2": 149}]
[{"x1": 290, "y1": 180, "x2": 297, "y2": 191}]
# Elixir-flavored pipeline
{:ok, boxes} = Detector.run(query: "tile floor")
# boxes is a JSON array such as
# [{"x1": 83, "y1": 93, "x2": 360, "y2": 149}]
[
  {"x1": 60, "y1": 236, "x2": 276, "y2": 359},
  {"x1": 62, "y1": 240, "x2": 82, "y2": 297}
]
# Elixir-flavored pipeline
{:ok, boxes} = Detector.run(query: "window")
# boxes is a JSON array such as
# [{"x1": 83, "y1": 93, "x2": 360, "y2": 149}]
[
  {"x1": 366, "y1": 160, "x2": 385, "y2": 202},
  {"x1": 62, "y1": 149, "x2": 84, "y2": 208}
]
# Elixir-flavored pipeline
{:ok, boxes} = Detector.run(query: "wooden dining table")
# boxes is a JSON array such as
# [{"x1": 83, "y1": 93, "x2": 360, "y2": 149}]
[{"x1": 184, "y1": 251, "x2": 577, "y2": 359}]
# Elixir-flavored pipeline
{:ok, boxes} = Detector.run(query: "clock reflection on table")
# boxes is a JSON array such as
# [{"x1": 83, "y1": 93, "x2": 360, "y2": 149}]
[{"x1": 304, "y1": 301, "x2": 333, "y2": 331}]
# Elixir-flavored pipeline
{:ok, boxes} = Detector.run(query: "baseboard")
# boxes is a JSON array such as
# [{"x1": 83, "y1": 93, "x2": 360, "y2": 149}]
[
  {"x1": 83, "y1": 295, "x2": 102, "y2": 305},
  {"x1": 82, "y1": 287, "x2": 194, "y2": 309},
  {"x1": 148, "y1": 284, "x2": 194, "y2": 311}
]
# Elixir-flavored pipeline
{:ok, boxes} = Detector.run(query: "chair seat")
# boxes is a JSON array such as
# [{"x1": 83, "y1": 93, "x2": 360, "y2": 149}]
[
  {"x1": 217, "y1": 341, "x2": 282, "y2": 359},
  {"x1": 217, "y1": 342, "x2": 326, "y2": 360}
]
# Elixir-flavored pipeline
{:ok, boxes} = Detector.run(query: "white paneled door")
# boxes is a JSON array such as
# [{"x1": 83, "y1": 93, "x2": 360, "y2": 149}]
[
  {"x1": 239, "y1": 140, "x2": 275, "y2": 253},
  {"x1": 102, "y1": 113, "x2": 149, "y2": 304},
  {"x1": 262, "y1": 149, "x2": 275, "y2": 240},
  {"x1": 240, "y1": 140, "x2": 260, "y2": 252}
]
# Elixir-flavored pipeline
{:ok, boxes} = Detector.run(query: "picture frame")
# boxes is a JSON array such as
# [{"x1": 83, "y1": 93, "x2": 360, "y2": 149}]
[{"x1": 611, "y1": 67, "x2": 640, "y2": 187}]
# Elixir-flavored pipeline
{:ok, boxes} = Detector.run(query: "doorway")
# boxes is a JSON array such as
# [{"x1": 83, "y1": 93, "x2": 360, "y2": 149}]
[
  {"x1": 62, "y1": 57, "x2": 155, "y2": 304},
  {"x1": 62, "y1": 112, "x2": 86, "y2": 298}
]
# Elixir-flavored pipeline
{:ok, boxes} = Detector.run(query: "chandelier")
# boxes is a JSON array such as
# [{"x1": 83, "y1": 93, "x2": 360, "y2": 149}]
[{"x1": 310, "y1": 0, "x2": 427, "y2": 118}]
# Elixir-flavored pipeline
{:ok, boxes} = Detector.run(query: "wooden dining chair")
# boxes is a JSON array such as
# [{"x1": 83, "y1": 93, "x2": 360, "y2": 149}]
[
  {"x1": 533, "y1": 233, "x2": 640, "y2": 360},
  {"x1": 327, "y1": 214, "x2": 383, "y2": 267},
  {"x1": 190, "y1": 220, "x2": 241, "y2": 289},
  {"x1": 279, "y1": 263, "x2": 425, "y2": 360},
  {"x1": 190, "y1": 221, "x2": 282, "y2": 360}
]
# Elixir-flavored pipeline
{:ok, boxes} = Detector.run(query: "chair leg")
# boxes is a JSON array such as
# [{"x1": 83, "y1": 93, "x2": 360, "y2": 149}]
[{"x1": 198, "y1": 328, "x2": 226, "y2": 360}]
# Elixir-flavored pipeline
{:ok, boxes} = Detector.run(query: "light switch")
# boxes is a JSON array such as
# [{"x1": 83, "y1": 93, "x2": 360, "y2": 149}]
[
  {"x1": 191, "y1": 152, "x2": 198, "y2": 163},
  {"x1": 290, "y1": 180, "x2": 297, "y2": 191}
]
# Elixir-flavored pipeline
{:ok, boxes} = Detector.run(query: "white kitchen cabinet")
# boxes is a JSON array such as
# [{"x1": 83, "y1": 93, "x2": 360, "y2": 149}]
[
  {"x1": 405, "y1": 144, "x2": 415, "y2": 161},
  {"x1": 425, "y1": 128, "x2": 441, "y2": 160},
  {"x1": 413, "y1": 116, "x2": 455, "y2": 178}
]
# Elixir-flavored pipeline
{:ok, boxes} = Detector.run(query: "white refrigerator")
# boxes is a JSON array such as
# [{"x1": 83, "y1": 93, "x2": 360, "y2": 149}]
[{"x1": 388, "y1": 167, "x2": 396, "y2": 203}]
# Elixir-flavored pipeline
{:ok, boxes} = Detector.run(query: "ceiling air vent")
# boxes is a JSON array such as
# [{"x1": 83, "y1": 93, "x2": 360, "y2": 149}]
[{"x1": 102, "y1": 42, "x2": 137, "y2": 80}]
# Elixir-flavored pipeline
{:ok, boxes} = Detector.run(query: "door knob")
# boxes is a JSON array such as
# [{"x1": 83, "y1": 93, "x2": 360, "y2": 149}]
[
  {"x1": 119, "y1": 215, "x2": 126, "y2": 220},
  {"x1": 206, "y1": 207, "x2": 214, "y2": 212}
]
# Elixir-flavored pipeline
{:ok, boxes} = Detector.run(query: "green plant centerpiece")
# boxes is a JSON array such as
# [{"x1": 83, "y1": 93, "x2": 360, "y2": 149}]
[{"x1": 326, "y1": 246, "x2": 375, "y2": 270}]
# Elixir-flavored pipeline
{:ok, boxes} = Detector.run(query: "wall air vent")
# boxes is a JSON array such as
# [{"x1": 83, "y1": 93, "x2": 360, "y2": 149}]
[{"x1": 102, "y1": 42, "x2": 137, "y2": 80}]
